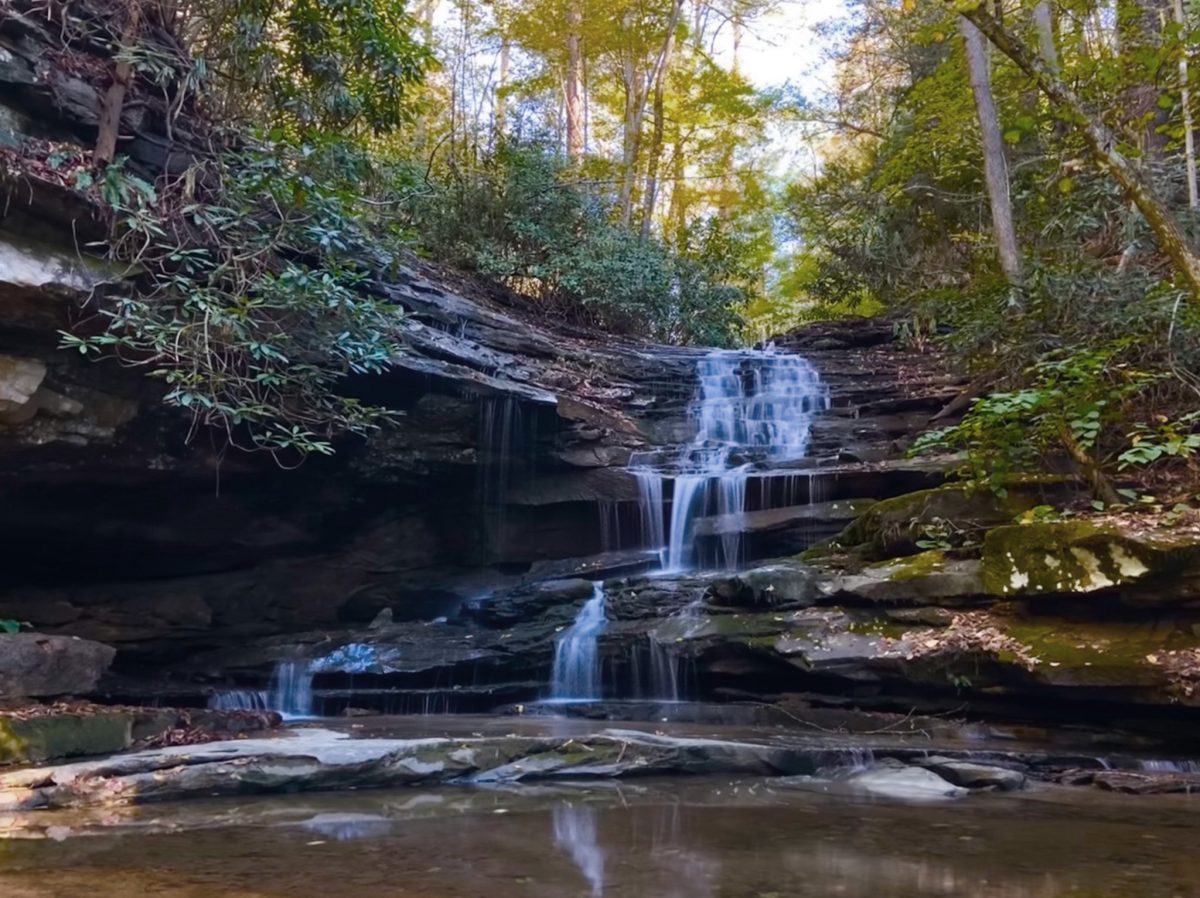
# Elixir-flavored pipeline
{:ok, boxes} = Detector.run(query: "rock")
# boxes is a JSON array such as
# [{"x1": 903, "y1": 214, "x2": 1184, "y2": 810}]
[
  {"x1": 708, "y1": 563, "x2": 821, "y2": 609},
  {"x1": 0, "y1": 712, "x2": 132, "y2": 765},
  {"x1": 0, "y1": 634, "x2": 115, "y2": 698},
  {"x1": 0, "y1": 354, "x2": 45, "y2": 418},
  {"x1": 834, "y1": 484, "x2": 1067, "y2": 560},
  {"x1": 981, "y1": 522, "x2": 1200, "y2": 601},
  {"x1": 461, "y1": 578, "x2": 596, "y2": 627},
  {"x1": 0, "y1": 726, "x2": 852, "y2": 810},
  {"x1": 915, "y1": 756, "x2": 1026, "y2": 791},
  {"x1": 843, "y1": 764, "x2": 967, "y2": 801},
  {"x1": 826, "y1": 551, "x2": 986, "y2": 605},
  {"x1": 1090, "y1": 770, "x2": 1200, "y2": 795}
]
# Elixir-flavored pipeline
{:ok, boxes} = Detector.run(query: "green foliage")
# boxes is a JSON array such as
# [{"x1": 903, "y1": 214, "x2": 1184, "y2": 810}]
[
  {"x1": 405, "y1": 142, "x2": 742, "y2": 344},
  {"x1": 0, "y1": 620, "x2": 22, "y2": 635},
  {"x1": 1119, "y1": 412, "x2": 1200, "y2": 471},
  {"x1": 912, "y1": 348, "x2": 1155, "y2": 486},
  {"x1": 199, "y1": 0, "x2": 433, "y2": 134},
  {"x1": 62, "y1": 142, "x2": 404, "y2": 458}
]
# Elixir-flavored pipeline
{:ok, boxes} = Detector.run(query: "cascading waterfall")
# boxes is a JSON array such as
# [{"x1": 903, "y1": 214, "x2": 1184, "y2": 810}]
[
  {"x1": 550, "y1": 581, "x2": 607, "y2": 700},
  {"x1": 630, "y1": 349, "x2": 828, "y2": 572},
  {"x1": 270, "y1": 659, "x2": 316, "y2": 718}
]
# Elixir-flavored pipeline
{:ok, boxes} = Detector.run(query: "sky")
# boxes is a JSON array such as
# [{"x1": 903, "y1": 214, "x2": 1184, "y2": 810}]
[
  {"x1": 736, "y1": 0, "x2": 847, "y2": 94},
  {"x1": 724, "y1": 0, "x2": 851, "y2": 176}
]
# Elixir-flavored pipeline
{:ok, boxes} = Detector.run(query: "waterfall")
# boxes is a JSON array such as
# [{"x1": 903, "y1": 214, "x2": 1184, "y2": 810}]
[
  {"x1": 208, "y1": 689, "x2": 269, "y2": 711},
  {"x1": 270, "y1": 660, "x2": 316, "y2": 718},
  {"x1": 631, "y1": 348, "x2": 828, "y2": 572},
  {"x1": 550, "y1": 582, "x2": 607, "y2": 700}
]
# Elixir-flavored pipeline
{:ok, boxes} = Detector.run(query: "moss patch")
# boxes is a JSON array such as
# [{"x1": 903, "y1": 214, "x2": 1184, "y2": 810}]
[
  {"x1": 0, "y1": 713, "x2": 132, "y2": 765},
  {"x1": 834, "y1": 485, "x2": 1051, "y2": 560},
  {"x1": 980, "y1": 522, "x2": 1200, "y2": 597}
]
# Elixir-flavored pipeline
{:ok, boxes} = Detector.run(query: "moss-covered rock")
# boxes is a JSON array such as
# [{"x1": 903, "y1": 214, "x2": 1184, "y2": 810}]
[
  {"x1": 981, "y1": 522, "x2": 1200, "y2": 599},
  {"x1": 834, "y1": 484, "x2": 1056, "y2": 560},
  {"x1": 825, "y1": 551, "x2": 986, "y2": 606},
  {"x1": 0, "y1": 712, "x2": 133, "y2": 765}
]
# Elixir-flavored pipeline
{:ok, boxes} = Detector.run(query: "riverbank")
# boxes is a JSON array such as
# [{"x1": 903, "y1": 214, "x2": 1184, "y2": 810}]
[{"x1": 6, "y1": 715, "x2": 1200, "y2": 815}]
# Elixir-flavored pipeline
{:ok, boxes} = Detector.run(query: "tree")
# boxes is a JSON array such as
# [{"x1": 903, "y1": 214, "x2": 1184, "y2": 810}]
[
  {"x1": 948, "y1": 0, "x2": 1200, "y2": 301},
  {"x1": 960, "y1": 13, "x2": 1022, "y2": 287}
]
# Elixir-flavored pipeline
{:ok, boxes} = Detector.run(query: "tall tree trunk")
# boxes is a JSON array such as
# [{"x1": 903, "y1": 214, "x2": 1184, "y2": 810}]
[
  {"x1": 960, "y1": 16, "x2": 1023, "y2": 287},
  {"x1": 950, "y1": 1, "x2": 1200, "y2": 301},
  {"x1": 95, "y1": 1, "x2": 142, "y2": 164},
  {"x1": 1175, "y1": 0, "x2": 1199, "y2": 208},
  {"x1": 1033, "y1": 1, "x2": 1060, "y2": 74},
  {"x1": 565, "y1": 0, "x2": 585, "y2": 160},
  {"x1": 640, "y1": 0, "x2": 683, "y2": 238},
  {"x1": 496, "y1": 37, "x2": 510, "y2": 139}
]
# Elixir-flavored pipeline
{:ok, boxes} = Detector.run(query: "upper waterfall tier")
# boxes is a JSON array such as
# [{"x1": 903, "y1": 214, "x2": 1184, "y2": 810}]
[
  {"x1": 631, "y1": 349, "x2": 829, "y2": 475},
  {"x1": 630, "y1": 349, "x2": 829, "y2": 572}
]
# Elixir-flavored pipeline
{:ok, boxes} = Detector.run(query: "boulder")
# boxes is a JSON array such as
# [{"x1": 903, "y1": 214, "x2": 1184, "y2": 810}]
[
  {"x1": 825, "y1": 551, "x2": 986, "y2": 605},
  {"x1": 0, "y1": 634, "x2": 115, "y2": 698},
  {"x1": 834, "y1": 483, "x2": 1067, "y2": 559},
  {"x1": 842, "y1": 764, "x2": 967, "y2": 801},
  {"x1": 915, "y1": 756, "x2": 1026, "y2": 791},
  {"x1": 981, "y1": 522, "x2": 1200, "y2": 601},
  {"x1": 708, "y1": 563, "x2": 822, "y2": 609}
]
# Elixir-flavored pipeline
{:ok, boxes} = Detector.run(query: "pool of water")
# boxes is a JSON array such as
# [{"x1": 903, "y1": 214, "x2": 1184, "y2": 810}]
[{"x1": 3, "y1": 776, "x2": 1199, "y2": 897}]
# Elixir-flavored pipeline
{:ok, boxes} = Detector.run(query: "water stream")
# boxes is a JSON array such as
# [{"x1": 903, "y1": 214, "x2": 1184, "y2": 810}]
[
  {"x1": 630, "y1": 348, "x2": 828, "y2": 573},
  {"x1": 550, "y1": 581, "x2": 607, "y2": 700}
]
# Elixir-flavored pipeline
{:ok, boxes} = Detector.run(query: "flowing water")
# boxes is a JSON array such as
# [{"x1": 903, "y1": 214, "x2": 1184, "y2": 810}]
[
  {"x1": 550, "y1": 582, "x2": 607, "y2": 700},
  {"x1": 6, "y1": 776, "x2": 1200, "y2": 898},
  {"x1": 630, "y1": 348, "x2": 828, "y2": 573}
]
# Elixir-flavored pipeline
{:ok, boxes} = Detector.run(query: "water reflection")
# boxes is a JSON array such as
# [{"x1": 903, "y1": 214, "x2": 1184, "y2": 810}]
[
  {"x1": 4, "y1": 780, "x2": 1200, "y2": 898},
  {"x1": 295, "y1": 813, "x2": 393, "y2": 842},
  {"x1": 553, "y1": 805, "x2": 606, "y2": 895}
]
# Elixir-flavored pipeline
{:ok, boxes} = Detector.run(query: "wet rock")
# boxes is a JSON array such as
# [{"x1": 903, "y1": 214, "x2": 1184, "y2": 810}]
[
  {"x1": 833, "y1": 484, "x2": 1066, "y2": 560},
  {"x1": 826, "y1": 552, "x2": 986, "y2": 605},
  {"x1": 0, "y1": 634, "x2": 115, "y2": 698},
  {"x1": 915, "y1": 756, "x2": 1026, "y2": 791},
  {"x1": 462, "y1": 579, "x2": 596, "y2": 627},
  {"x1": 708, "y1": 563, "x2": 821, "y2": 609},
  {"x1": 1090, "y1": 770, "x2": 1200, "y2": 795},
  {"x1": 981, "y1": 522, "x2": 1200, "y2": 602},
  {"x1": 843, "y1": 764, "x2": 967, "y2": 801}
]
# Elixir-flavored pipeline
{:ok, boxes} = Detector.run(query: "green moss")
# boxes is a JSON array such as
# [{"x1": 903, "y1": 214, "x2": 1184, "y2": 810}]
[
  {"x1": 887, "y1": 549, "x2": 948, "y2": 582},
  {"x1": 834, "y1": 485, "x2": 1048, "y2": 561},
  {"x1": 981, "y1": 522, "x2": 1173, "y2": 596},
  {"x1": 0, "y1": 713, "x2": 132, "y2": 765}
]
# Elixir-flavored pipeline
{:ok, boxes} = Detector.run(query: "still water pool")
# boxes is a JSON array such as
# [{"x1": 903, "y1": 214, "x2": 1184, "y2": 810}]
[{"x1": 2, "y1": 776, "x2": 1199, "y2": 897}]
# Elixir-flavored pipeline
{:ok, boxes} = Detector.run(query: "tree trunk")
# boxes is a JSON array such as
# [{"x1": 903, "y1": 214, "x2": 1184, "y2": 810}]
[
  {"x1": 639, "y1": 0, "x2": 683, "y2": 238},
  {"x1": 565, "y1": 0, "x2": 585, "y2": 160},
  {"x1": 1175, "y1": 0, "x2": 1199, "y2": 208},
  {"x1": 950, "y1": 1, "x2": 1200, "y2": 301},
  {"x1": 496, "y1": 37, "x2": 510, "y2": 139},
  {"x1": 95, "y1": 1, "x2": 142, "y2": 164},
  {"x1": 960, "y1": 16, "x2": 1023, "y2": 287},
  {"x1": 1032, "y1": 0, "x2": 1060, "y2": 74}
]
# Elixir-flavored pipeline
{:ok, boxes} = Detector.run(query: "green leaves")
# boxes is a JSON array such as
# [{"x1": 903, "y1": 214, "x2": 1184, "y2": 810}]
[{"x1": 68, "y1": 136, "x2": 405, "y2": 459}]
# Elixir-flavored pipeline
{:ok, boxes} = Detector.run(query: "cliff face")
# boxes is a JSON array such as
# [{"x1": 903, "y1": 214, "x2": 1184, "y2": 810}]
[{"x1": 1, "y1": 3, "x2": 975, "y2": 722}]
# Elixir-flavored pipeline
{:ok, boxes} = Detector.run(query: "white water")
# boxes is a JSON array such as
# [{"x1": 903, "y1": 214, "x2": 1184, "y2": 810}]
[
  {"x1": 631, "y1": 349, "x2": 828, "y2": 572},
  {"x1": 550, "y1": 582, "x2": 607, "y2": 700},
  {"x1": 270, "y1": 660, "x2": 316, "y2": 718}
]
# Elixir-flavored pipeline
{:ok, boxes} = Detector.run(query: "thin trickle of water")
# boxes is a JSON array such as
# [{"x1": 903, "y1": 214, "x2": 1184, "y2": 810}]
[
  {"x1": 208, "y1": 689, "x2": 269, "y2": 711},
  {"x1": 630, "y1": 349, "x2": 828, "y2": 572},
  {"x1": 550, "y1": 582, "x2": 607, "y2": 700},
  {"x1": 270, "y1": 660, "x2": 316, "y2": 718}
]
